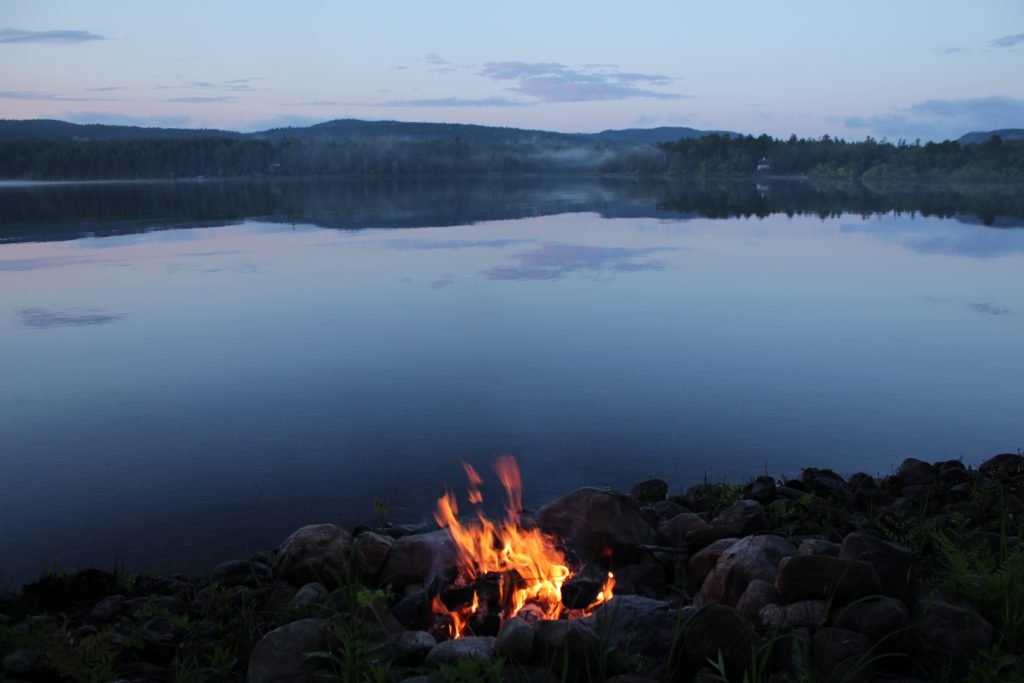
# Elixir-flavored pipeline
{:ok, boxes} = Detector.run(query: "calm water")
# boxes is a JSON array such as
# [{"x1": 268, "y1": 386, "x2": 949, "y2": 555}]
[{"x1": 1, "y1": 179, "x2": 1022, "y2": 587}]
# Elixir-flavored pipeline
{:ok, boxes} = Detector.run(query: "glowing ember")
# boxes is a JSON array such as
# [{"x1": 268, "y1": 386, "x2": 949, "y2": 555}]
[{"x1": 432, "y1": 456, "x2": 614, "y2": 638}]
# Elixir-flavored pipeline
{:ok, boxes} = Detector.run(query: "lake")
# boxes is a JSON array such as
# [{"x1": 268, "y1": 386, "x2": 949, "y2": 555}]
[{"x1": 1, "y1": 178, "x2": 1022, "y2": 587}]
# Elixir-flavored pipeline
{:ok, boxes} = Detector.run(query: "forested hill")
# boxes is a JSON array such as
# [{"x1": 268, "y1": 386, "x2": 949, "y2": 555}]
[
  {"x1": 958, "y1": 129, "x2": 1024, "y2": 145},
  {"x1": 0, "y1": 118, "x2": 725, "y2": 147}
]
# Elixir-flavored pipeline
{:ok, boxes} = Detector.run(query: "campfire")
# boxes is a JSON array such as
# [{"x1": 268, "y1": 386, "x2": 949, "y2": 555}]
[{"x1": 429, "y1": 456, "x2": 615, "y2": 639}]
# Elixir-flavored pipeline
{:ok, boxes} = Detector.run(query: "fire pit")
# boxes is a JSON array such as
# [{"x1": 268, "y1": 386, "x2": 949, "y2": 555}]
[{"x1": 428, "y1": 456, "x2": 615, "y2": 639}]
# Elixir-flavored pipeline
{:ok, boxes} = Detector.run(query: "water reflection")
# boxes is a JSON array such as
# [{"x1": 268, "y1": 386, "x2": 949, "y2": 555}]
[
  {"x1": 18, "y1": 306, "x2": 127, "y2": 329},
  {"x1": 485, "y1": 244, "x2": 671, "y2": 281}
]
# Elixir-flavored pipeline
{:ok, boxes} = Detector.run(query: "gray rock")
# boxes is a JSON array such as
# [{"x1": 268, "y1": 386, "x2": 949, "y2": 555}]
[
  {"x1": 746, "y1": 475, "x2": 777, "y2": 504},
  {"x1": 695, "y1": 534, "x2": 795, "y2": 607},
  {"x1": 91, "y1": 594, "x2": 125, "y2": 622},
  {"x1": 812, "y1": 627, "x2": 873, "y2": 683},
  {"x1": 688, "y1": 537, "x2": 738, "y2": 586},
  {"x1": 275, "y1": 524, "x2": 353, "y2": 588},
  {"x1": 647, "y1": 499, "x2": 689, "y2": 522},
  {"x1": 710, "y1": 500, "x2": 768, "y2": 536},
  {"x1": 735, "y1": 579, "x2": 781, "y2": 622},
  {"x1": 425, "y1": 636, "x2": 496, "y2": 666},
  {"x1": 611, "y1": 561, "x2": 668, "y2": 598},
  {"x1": 211, "y1": 559, "x2": 273, "y2": 588},
  {"x1": 979, "y1": 453, "x2": 1024, "y2": 479},
  {"x1": 776, "y1": 555, "x2": 883, "y2": 606},
  {"x1": 378, "y1": 529, "x2": 459, "y2": 589},
  {"x1": 588, "y1": 595, "x2": 680, "y2": 656},
  {"x1": 910, "y1": 593, "x2": 993, "y2": 668},
  {"x1": 247, "y1": 618, "x2": 328, "y2": 683},
  {"x1": 125, "y1": 595, "x2": 187, "y2": 616},
  {"x1": 833, "y1": 597, "x2": 909, "y2": 645},
  {"x1": 495, "y1": 617, "x2": 535, "y2": 662},
  {"x1": 657, "y1": 512, "x2": 711, "y2": 547},
  {"x1": 839, "y1": 532, "x2": 913, "y2": 599},
  {"x1": 395, "y1": 630, "x2": 436, "y2": 666},
  {"x1": 797, "y1": 539, "x2": 840, "y2": 556},
  {"x1": 353, "y1": 531, "x2": 394, "y2": 581},
  {"x1": 288, "y1": 582, "x2": 328, "y2": 609},
  {"x1": 679, "y1": 604, "x2": 755, "y2": 679},
  {"x1": 534, "y1": 620, "x2": 599, "y2": 667},
  {"x1": 3, "y1": 650, "x2": 38, "y2": 676},
  {"x1": 898, "y1": 458, "x2": 936, "y2": 487},
  {"x1": 538, "y1": 487, "x2": 653, "y2": 551},
  {"x1": 631, "y1": 478, "x2": 669, "y2": 502},
  {"x1": 759, "y1": 600, "x2": 826, "y2": 630}
]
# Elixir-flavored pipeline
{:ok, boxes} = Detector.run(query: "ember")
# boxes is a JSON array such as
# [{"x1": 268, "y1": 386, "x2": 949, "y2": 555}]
[{"x1": 431, "y1": 456, "x2": 614, "y2": 639}]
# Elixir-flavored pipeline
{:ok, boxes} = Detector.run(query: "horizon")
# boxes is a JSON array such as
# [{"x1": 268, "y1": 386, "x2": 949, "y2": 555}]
[{"x1": 1, "y1": 1, "x2": 1022, "y2": 142}]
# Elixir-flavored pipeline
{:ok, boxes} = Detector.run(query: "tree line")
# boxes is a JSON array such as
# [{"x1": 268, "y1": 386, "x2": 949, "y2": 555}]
[{"x1": 0, "y1": 133, "x2": 1021, "y2": 180}]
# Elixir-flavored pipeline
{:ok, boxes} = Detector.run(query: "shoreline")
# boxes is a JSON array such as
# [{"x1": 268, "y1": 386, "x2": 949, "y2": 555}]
[{"x1": 2, "y1": 452, "x2": 1022, "y2": 681}]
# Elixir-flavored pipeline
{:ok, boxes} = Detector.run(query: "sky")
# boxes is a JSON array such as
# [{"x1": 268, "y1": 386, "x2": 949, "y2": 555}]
[{"x1": 1, "y1": 0, "x2": 1022, "y2": 140}]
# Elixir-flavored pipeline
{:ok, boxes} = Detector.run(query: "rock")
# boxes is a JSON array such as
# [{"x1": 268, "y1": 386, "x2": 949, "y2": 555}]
[
  {"x1": 378, "y1": 529, "x2": 459, "y2": 589},
  {"x1": 832, "y1": 597, "x2": 909, "y2": 645},
  {"x1": 735, "y1": 579, "x2": 780, "y2": 622},
  {"x1": 611, "y1": 561, "x2": 668, "y2": 598},
  {"x1": 425, "y1": 636, "x2": 497, "y2": 666},
  {"x1": 839, "y1": 532, "x2": 913, "y2": 599},
  {"x1": 710, "y1": 500, "x2": 768, "y2": 536},
  {"x1": 797, "y1": 539, "x2": 840, "y2": 556},
  {"x1": 503, "y1": 666, "x2": 561, "y2": 683},
  {"x1": 745, "y1": 476, "x2": 777, "y2": 504},
  {"x1": 3, "y1": 650, "x2": 38, "y2": 676},
  {"x1": 631, "y1": 478, "x2": 669, "y2": 502},
  {"x1": 538, "y1": 488, "x2": 653, "y2": 551},
  {"x1": 811, "y1": 627, "x2": 873, "y2": 683},
  {"x1": 759, "y1": 600, "x2": 826, "y2": 630},
  {"x1": 979, "y1": 453, "x2": 1024, "y2": 479},
  {"x1": 910, "y1": 594, "x2": 993, "y2": 670},
  {"x1": 589, "y1": 595, "x2": 681, "y2": 656},
  {"x1": 91, "y1": 594, "x2": 125, "y2": 622},
  {"x1": 288, "y1": 582, "x2": 328, "y2": 609},
  {"x1": 125, "y1": 595, "x2": 187, "y2": 616},
  {"x1": 898, "y1": 458, "x2": 936, "y2": 487},
  {"x1": 534, "y1": 620, "x2": 599, "y2": 668},
  {"x1": 678, "y1": 604, "x2": 755, "y2": 680},
  {"x1": 689, "y1": 537, "x2": 738, "y2": 586},
  {"x1": 353, "y1": 531, "x2": 394, "y2": 581},
  {"x1": 211, "y1": 559, "x2": 273, "y2": 588},
  {"x1": 275, "y1": 524, "x2": 353, "y2": 588},
  {"x1": 495, "y1": 617, "x2": 535, "y2": 662},
  {"x1": 658, "y1": 513, "x2": 710, "y2": 547},
  {"x1": 390, "y1": 589, "x2": 433, "y2": 631},
  {"x1": 395, "y1": 630, "x2": 436, "y2": 666},
  {"x1": 247, "y1": 618, "x2": 328, "y2": 683},
  {"x1": 695, "y1": 534, "x2": 795, "y2": 607},
  {"x1": 647, "y1": 500, "x2": 689, "y2": 522},
  {"x1": 775, "y1": 555, "x2": 882, "y2": 605},
  {"x1": 561, "y1": 574, "x2": 604, "y2": 609}
]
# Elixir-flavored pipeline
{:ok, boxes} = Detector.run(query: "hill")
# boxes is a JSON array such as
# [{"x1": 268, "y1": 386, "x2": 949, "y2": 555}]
[
  {"x1": 0, "y1": 118, "x2": 729, "y2": 147},
  {"x1": 958, "y1": 129, "x2": 1024, "y2": 145}
]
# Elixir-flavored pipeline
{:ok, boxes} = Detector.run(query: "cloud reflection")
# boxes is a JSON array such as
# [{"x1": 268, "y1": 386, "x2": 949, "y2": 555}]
[
  {"x1": 968, "y1": 302, "x2": 1011, "y2": 317},
  {"x1": 840, "y1": 219, "x2": 1024, "y2": 258},
  {"x1": 485, "y1": 243, "x2": 670, "y2": 281},
  {"x1": 18, "y1": 307, "x2": 126, "y2": 329}
]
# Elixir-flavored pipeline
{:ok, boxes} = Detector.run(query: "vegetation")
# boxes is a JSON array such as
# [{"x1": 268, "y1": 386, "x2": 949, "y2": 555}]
[{"x1": 0, "y1": 118, "x2": 1020, "y2": 181}]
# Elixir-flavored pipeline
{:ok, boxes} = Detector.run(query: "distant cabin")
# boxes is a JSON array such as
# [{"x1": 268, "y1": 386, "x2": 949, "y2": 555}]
[{"x1": 756, "y1": 157, "x2": 771, "y2": 172}]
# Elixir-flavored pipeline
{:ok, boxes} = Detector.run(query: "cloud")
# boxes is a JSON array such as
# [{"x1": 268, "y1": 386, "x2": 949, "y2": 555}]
[
  {"x1": 18, "y1": 307, "x2": 126, "y2": 329},
  {"x1": 376, "y1": 96, "x2": 526, "y2": 108},
  {"x1": 478, "y1": 61, "x2": 683, "y2": 102},
  {"x1": 968, "y1": 302, "x2": 1011, "y2": 316},
  {"x1": 991, "y1": 33, "x2": 1024, "y2": 48},
  {"x1": 424, "y1": 53, "x2": 451, "y2": 65},
  {"x1": 188, "y1": 77, "x2": 265, "y2": 92},
  {"x1": 484, "y1": 243, "x2": 671, "y2": 281},
  {"x1": 163, "y1": 96, "x2": 237, "y2": 104},
  {"x1": 0, "y1": 90, "x2": 113, "y2": 101},
  {"x1": 86, "y1": 86, "x2": 127, "y2": 92},
  {"x1": 938, "y1": 46, "x2": 968, "y2": 54},
  {"x1": 844, "y1": 96, "x2": 1024, "y2": 141},
  {"x1": 0, "y1": 28, "x2": 107, "y2": 44}
]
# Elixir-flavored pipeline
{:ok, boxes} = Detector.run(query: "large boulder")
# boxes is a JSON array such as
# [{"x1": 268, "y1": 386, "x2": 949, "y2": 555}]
[
  {"x1": 587, "y1": 595, "x2": 681, "y2": 657},
  {"x1": 832, "y1": 597, "x2": 909, "y2": 645},
  {"x1": 678, "y1": 604, "x2": 756, "y2": 681},
  {"x1": 910, "y1": 593, "x2": 993, "y2": 673},
  {"x1": 425, "y1": 636, "x2": 496, "y2": 666},
  {"x1": 275, "y1": 524, "x2": 353, "y2": 588},
  {"x1": 352, "y1": 531, "x2": 394, "y2": 582},
  {"x1": 538, "y1": 488, "x2": 653, "y2": 552},
  {"x1": 695, "y1": 534, "x2": 795, "y2": 607},
  {"x1": 811, "y1": 627, "x2": 873, "y2": 683},
  {"x1": 839, "y1": 532, "x2": 913, "y2": 600},
  {"x1": 710, "y1": 500, "x2": 768, "y2": 536},
  {"x1": 979, "y1": 453, "x2": 1024, "y2": 479},
  {"x1": 247, "y1": 618, "x2": 328, "y2": 683},
  {"x1": 688, "y1": 538, "x2": 738, "y2": 587},
  {"x1": 377, "y1": 529, "x2": 459, "y2": 589},
  {"x1": 657, "y1": 513, "x2": 710, "y2": 547},
  {"x1": 775, "y1": 555, "x2": 882, "y2": 606}
]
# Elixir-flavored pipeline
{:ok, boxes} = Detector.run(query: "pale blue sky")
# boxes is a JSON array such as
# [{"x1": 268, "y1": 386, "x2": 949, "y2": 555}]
[{"x1": 1, "y1": 0, "x2": 1022, "y2": 140}]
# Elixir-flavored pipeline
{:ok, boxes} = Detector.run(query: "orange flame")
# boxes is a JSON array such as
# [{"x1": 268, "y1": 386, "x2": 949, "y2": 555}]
[{"x1": 432, "y1": 456, "x2": 613, "y2": 638}]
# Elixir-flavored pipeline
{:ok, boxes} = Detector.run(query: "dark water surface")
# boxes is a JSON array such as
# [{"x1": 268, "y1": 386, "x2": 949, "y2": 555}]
[{"x1": 1, "y1": 178, "x2": 1022, "y2": 587}]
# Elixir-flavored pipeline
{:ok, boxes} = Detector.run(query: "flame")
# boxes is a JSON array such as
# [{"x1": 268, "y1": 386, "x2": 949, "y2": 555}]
[{"x1": 432, "y1": 457, "x2": 613, "y2": 638}]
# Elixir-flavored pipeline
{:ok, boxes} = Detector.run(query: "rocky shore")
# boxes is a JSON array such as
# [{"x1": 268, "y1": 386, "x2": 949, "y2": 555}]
[{"x1": 2, "y1": 453, "x2": 1022, "y2": 683}]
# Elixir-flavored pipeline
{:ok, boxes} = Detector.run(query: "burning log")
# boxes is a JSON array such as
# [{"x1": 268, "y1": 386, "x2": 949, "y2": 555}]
[{"x1": 561, "y1": 574, "x2": 604, "y2": 610}]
